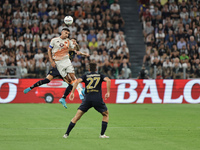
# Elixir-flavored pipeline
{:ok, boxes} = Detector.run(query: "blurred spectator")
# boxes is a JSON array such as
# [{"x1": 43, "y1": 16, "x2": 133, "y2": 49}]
[
  {"x1": 110, "y1": 1, "x2": 120, "y2": 12},
  {"x1": 143, "y1": 21, "x2": 154, "y2": 38},
  {"x1": 0, "y1": 58, "x2": 7, "y2": 76},
  {"x1": 116, "y1": 36, "x2": 126, "y2": 49},
  {"x1": 107, "y1": 38, "x2": 117, "y2": 50},
  {"x1": 3, "y1": 0, "x2": 12, "y2": 12},
  {"x1": 142, "y1": 8, "x2": 152, "y2": 22},
  {"x1": 34, "y1": 49, "x2": 44, "y2": 63},
  {"x1": 172, "y1": 58, "x2": 183, "y2": 79},
  {"x1": 111, "y1": 61, "x2": 121, "y2": 79},
  {"x1": 5, "y1": 36, "x2": 15, "y2": 48},
  {"x1": 87, "y1": 29, "x2": 97, "y2": 42},
  {"x1": 182, "y1": 15, "x2": 191, "y2": 25},
  {"x1": 121, "y1": 62, "x2": 132, "y2": 79},
  {"x1": 180, "y1": 8, "x2": 189, "y2": 19},
  {"x1": 85, "y1": 14, "x2": 94, "y2": 25},
  {"x1": 177, "y1": 37, "x2": 186, "y2": 50},
  {"x1": 19, "y1": 61, "x2": 28, "y2": 78},
  {"x1": 137, "y1": 65, "x2": 149, "y2": 79},
  {"x1": 80, "y1": 44, "x2": 90, "y2": 55},
  {"x1": 6, "y1": 62, "x2": 16, "y2": 77},
  {"x1": 0, "y1": 50, "x2": 9, "y2": 64},
  {"x1": 187, "y1": 36, "x2": 198, "y2": 50},
  {"x1": 74, "y1": 7, "x2": 85, "y2": 18},
  {"x1": 17, "y1": 58, "x2": 26, "y2": 68},
  {"x1": 16, "y1": 36, "x2": 25, "y2": 48},
  {"x1": 24, "y1": 28, "x2": 33, "y2": 41},
  {"x1": 72, "y1": 56, "x2": 82, "y2": 75},
  {"x1": 117, "y1": 44, "x2": 129, "y2": 59},
  {"x1": 89, "y1": 37, "x2": 98, "y2": 52},
  {"x1": 189, "y1": 6, "x2": 199, "y2": 20},
  {"x1": 77, "y1": 29, "x2": 87, "y2": 42},
  {"x1": 90, "y1": 50, "x2": 100, "y2": 63},
  {"x1": 163, "y1": 57, "x2": 172, "y2": 68},
  {"x1": 31, "y1": 23, "x2": 40, "y2": 34},
  {"x1": 0, "y1": 0, "x2": 128, "y2": 79},
  {"x1": 100, "y1": 50, "x2": 109, "y2": 63},
  {"x1": 35, "y1": 58, "x2": 45, "y2": 78},
  {"x1": 12, "y1": 0, "x2": 21, "y2": 12},
  {"x1": 16, "y1": 50, "x2": 26, "y2": 62},
  {"x1": 186, "y1": 63, "x2": 194, "y2": 78}
]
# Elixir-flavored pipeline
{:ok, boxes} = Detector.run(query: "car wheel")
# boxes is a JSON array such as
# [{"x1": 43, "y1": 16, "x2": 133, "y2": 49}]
[{"x1": 45, "y1": 93, "x2": 54, "y2": 103}]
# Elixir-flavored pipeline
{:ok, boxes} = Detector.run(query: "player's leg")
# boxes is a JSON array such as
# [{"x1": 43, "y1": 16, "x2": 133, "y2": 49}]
[
  {"x1": 59, "y1": 84, "x2": 73, "y2": 109},
  {"x1": 63, "y1": 109, "x2": 85, "y2": 138},
  {"x1": 67, "y1": 73, "x2": 85, "y2": 99},
  {"x1": 93, "y1": 101, "x2": 109, "y2": 138},
  {"x1": 23, "y1": 74, "x2": 53, "y2": 94},
  {"x1": 63, "y1": 100, "x2": 91, "y2": 138},
  {"x1": 100, "y1": 110, "x2": 109, "y2": 138}
]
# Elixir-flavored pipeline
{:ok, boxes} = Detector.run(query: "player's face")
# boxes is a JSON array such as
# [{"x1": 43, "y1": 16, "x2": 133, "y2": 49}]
[{"x1": 61, "y1": 30, "x2": 69, "y2": 38}]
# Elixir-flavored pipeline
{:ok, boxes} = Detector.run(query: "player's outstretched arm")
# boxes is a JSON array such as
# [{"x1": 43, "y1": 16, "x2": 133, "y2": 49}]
[
  {"x1": 76, "y1": 51, "x2": 90, "y2": 57},
  {"x1": 69, "y1": 78, "x2": 83, "y2": 100},
  {"x1": 104, "y1": 77, "x2": 111, "y2": 100},
  {"x1": 48, "y1": 47, "x2": 56, "y2": 68}
]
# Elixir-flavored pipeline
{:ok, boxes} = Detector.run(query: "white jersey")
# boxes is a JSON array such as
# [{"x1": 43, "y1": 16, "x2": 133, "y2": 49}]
[{"x1": 49, "y1": 36, "x2": 75, "y2": 61}]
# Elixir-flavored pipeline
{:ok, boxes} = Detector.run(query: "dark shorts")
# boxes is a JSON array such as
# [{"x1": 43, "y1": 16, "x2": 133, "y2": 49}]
[
  {"x1": 48, "y1": 67, "x2": 62, "y2": 79},
  {"x1": 78, "y1": 99, "x2": 108, "y2": 113}
]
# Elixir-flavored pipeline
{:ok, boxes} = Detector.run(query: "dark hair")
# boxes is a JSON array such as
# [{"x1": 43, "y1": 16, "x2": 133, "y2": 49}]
[
  {"x1": 62, "y1": 27, "x2": 70, "y2": 32},
  {"x1": 89, "y1": 63, "x2": 97, "y2": 72}
]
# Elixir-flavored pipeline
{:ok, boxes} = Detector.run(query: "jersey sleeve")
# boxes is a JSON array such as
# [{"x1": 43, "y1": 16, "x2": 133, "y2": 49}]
[
  {"x1": 69, "y1": 40, "x2": 75, "y2": 49},
  {"x1": 81, "y1": 74, "x2": 86, "y2": 82},
  {"x1": 49, "y1": 39, "x2": 54, "y2": 49},
  {"x1": 100, "y1": 73, "x2": 106, "y2": 82}
]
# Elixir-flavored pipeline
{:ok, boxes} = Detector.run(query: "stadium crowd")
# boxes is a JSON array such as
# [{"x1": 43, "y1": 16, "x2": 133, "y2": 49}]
[
  {"x1": 0, "y1": 0, "x2": 131, "y2": 79},
  {"x1": 139, "y1": 0, "x2": 200, "y2": 79}
]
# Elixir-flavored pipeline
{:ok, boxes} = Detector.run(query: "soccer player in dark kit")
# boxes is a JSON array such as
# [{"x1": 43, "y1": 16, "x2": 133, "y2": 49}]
[{"x1": 63, "y1": 62, "x2": 111, "y2": 138}]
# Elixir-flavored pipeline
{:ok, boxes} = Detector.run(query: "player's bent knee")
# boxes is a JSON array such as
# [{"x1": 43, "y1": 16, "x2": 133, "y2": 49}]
[
  {"x1": 102, "y1": 110, "x2": 109, "y2": 117},
  {"x1": 68, "y1": 73, "x2": 76, "y2": 81}
]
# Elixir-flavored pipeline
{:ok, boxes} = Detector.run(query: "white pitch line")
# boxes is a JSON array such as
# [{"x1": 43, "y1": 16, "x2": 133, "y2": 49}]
[{"x1": 0, "y1": 127, "x2": 199, "y2": 130}]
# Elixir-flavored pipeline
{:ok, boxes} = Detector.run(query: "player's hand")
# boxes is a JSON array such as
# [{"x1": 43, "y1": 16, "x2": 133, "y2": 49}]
[
  {"x1": 72, "y1": 39, "x2": 77, "y2": 45},
  {"x1": 76, "y1": 51, "x2": 81, "y2": 55},
  {"x1": 51, "y1": 61, "x2": 56, "y2": 68},
  {"x1": 69, "y1": 93, "x2": 74, "y2": 101},
  {"x1": 105, "y1": 92, "x2": 110, "y2": 100}
]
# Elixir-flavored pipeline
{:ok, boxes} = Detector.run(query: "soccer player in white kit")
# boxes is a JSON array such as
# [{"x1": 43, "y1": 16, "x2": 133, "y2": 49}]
[{"x1": 48, "y1": 27, "x2": 85, "y2": 102}]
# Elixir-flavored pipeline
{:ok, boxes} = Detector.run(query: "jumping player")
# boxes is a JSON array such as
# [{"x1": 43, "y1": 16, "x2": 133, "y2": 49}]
[
  {"x1": 24, "y1": 38, "x2": 88, "y2": 108},
  {"x1": 63, "y1": 63, "x2": 111, "y2": 138},
  {"x1": 48, "y1": 28, "x2": 85, "y2": 104}
]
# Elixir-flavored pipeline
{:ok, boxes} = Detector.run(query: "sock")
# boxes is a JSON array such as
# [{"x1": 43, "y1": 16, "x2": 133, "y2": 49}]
[
  {"x1": 62, "y1": 84, "x2": 73, "y2": 99},
  {"x1": 30, "y1": 78, "x2": 50, "y2": 89},
  {"x1": 71, "y1": 82, "x2": 83, "y2": 95},
  {"x1": 101, "y1": 121, "x2": 108, "y2": 135},
  {"x1": 65, "y1": 121, "x2": 76, "y2": 135}
]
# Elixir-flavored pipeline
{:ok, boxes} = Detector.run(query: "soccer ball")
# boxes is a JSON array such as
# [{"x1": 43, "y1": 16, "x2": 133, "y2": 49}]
[{"x1": 64, "y1": 16, "x2": 73, "y2": 25}]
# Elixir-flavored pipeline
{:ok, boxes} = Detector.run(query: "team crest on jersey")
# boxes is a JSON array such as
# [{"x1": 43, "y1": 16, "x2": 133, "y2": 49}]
[{"x1": 59, "y1": 43, "x2": 64, "y2": 47}]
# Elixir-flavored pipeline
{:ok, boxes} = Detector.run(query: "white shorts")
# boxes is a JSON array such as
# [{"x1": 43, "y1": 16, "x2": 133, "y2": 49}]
[{"x1": 55, "y1": 57, "x2": 75, "y2": 77}]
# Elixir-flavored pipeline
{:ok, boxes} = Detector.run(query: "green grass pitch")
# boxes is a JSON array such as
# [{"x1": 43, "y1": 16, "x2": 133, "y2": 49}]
[{"x1": 0, "y1": 104, "x2": 200, "y2": 150}]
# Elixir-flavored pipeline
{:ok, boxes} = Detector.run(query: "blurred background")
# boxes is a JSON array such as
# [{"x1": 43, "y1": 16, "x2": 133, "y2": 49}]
[{"x1": 0, "y1": 0, "x2": 199, "y2": 80}]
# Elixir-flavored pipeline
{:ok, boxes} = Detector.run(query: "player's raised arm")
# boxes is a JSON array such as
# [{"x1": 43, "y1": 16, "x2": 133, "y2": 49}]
[
  {"x1": 70, "y1": 39, "x2": 89, "y2": 57},
  {"x1": 104, "y1": 77, "x2": 111, "y2": 100},
  {"x1": 48, "y1": 39, "x2": 56, "y2": 68},
  {"x1": 76, "y1": 51, "x2": 90, "y2": 57},
  {"x1": 69, "y1": 78, "x2": 83, "y2": 100},
  {"x1": 48, "y1": 47, "x2": 56, "y2": 68}
]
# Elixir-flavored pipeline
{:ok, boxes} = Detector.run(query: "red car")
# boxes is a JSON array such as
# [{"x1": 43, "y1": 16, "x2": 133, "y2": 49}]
[{"x1": 35, "y1": 80, "x2": 83, "y2": 103}]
